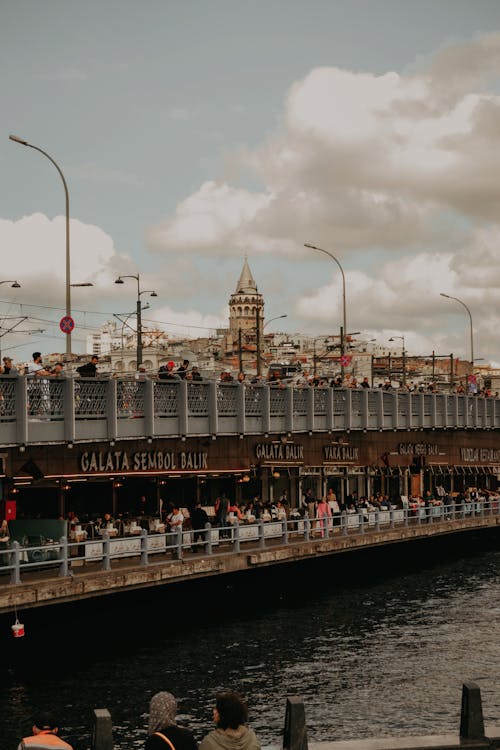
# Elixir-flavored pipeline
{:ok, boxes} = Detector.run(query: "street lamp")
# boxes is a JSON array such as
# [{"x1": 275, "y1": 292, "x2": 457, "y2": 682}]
[
  {"x1": 440, "y1": 293, "x2": 474, "y2": 370},
  {"x1": 115, "y1": 274, "x2": 158, "y2": 365},
  {"x1": 255, "y1": 313, "x2": 287, "y2": 376},
  {"x1": 389, "y1": 335, "x2": 406, "y2": 387},
  {"x1": 9, "y1": 134, "x2": 72, "y2": 358},
  {"x1": 304, "y1": 242, "x2": 347, "y2": 378}
]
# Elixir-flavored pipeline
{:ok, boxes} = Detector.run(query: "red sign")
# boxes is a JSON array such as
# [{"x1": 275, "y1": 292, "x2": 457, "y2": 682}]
[
  {"x1": 59, "y1": 315, "x2": 75, "y2": 333},
  {"x1": 339, "y1": 355, "x2": 352, "y2": 366}
]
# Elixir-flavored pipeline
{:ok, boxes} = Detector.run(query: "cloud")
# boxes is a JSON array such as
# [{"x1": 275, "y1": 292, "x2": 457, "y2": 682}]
[
  {"x1": 149, "y1": 31, "x2": 500, "y2": 259},
  {"x1": 148, "y1": 181, "x2": 273, "y2": 251},
  {"x1": 0, "y1": 213, "x2": 132, "y2": 356},
  {"x1": 145, "y1": 32, "x2": 500, "y2": 365}
]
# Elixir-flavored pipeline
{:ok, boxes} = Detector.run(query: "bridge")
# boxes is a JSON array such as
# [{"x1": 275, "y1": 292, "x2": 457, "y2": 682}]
[
  {"x1": 0, "y1": 376, "x2": 499, "y2": 446},
  {"x1": 1, "y1": 502, "x2": 498, "y2": 615}
]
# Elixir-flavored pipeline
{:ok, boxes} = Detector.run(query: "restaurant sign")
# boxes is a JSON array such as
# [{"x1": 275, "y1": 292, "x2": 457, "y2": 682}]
[
  {"x1": 255, "y1": 443, "x2": 304, "y2": 461},
  {"x1": 80, "y1": 449, "x2": 208, "y2": 473},
  {"x1": 323, "y1": 445, "x2": 359, "y2": 462},
  {"x1": 398, "y1": 443, "x2": 439, "y2": 456},
  {"x1": 460, "y1": 447, "x2": 500, "y2": 463}
]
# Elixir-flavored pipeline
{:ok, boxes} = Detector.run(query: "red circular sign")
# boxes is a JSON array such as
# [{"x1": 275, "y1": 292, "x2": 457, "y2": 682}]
[
  {"x1": 339, "y1": 354, "x2": 352, "y2": 366},
  {"x1": 60, "y1": 315, "x2": 75, "y2": 333}
]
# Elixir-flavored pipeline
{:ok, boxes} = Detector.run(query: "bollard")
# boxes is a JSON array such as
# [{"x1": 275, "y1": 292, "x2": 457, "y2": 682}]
[
  {"x1": 204, "y1": 522, "x2": 212, "y2": 555},
  {"x1": 140, "y1": 528, "x2": 148, "y2": 566},
  {"x1": 101, "y1": 532, "x2": 111, "y2": 571},
  {"x1": 92, "y1": 708, "x2": 113, "y2": 750},
  {"x1": 283, "y1": 697, "x2": 308, "y2": 750},
  {"x1": 460, "y1": 681, "x2": 485, "y2": 740},
  {"x1": 58, "y1": 535, "x2": 70, "y2": 578},
  {"x1": 342, "y1": 511, "x2": 348, "y2": 536}
]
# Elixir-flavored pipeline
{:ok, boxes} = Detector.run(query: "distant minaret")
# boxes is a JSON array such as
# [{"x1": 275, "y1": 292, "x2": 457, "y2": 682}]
[{"x1": 228, "y1": 257, "x2": 264, "y2": 354}]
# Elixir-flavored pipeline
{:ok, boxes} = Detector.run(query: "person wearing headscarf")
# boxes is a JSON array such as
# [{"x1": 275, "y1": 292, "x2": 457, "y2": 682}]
[
  {"x1": 199, "y1": 692, "x2": 260, "y2": 750},
  {"x1": 145, "y1": 692, "x2": 198, "y2": 750}
]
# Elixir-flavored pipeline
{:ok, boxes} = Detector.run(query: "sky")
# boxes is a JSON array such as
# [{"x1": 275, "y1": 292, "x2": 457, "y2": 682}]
[{"x1": 2, "y1": 0, "x2": 500, "y2": 366}]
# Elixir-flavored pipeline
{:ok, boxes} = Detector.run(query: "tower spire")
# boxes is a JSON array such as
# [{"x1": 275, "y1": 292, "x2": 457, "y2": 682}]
[{"x1": 235, "y1": 257, "x2": 258, "y2": 294}]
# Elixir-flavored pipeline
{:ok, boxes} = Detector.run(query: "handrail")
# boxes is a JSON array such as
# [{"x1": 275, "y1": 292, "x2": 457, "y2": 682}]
[
  {"x1": 0, "y1": 377, "x2": 498, "y2": 445},
  {"x1": 1, "y1": 499, "x2": 498, "y2": 587}
]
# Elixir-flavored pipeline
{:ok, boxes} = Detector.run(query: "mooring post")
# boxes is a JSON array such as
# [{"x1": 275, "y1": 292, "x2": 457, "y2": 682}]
[
  {"x1": 460, "y1": 681, "x2": 485, "y2": 740},
  {"x1": 91, "y1": 708, "x2": 113, "y2": 750},
  {"x1": 283, "y1": 697, "x2": 308, "y2": 750}
]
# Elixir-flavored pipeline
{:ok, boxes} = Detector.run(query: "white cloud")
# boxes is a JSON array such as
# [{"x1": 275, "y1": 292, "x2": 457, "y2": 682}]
[
  {"x1": 145, "y1": 32, "x2": 500, "y2": 365},
  {"x1": 148, "y1": 180, "x2": 273, "y2": 251}
]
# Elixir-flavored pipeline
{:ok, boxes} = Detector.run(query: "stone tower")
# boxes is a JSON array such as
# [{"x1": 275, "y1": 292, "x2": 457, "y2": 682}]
[{"x1": 228, "y1": 257, "x2": 264, "y2": 362}]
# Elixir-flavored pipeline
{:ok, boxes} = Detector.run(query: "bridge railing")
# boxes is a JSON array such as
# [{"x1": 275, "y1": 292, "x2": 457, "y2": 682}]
[
  {"x1": 2, "y1": 375, "x2": 500, "y2": 445},
  {"x1": 2, "y1": 499, "x2": 498, "y2": 587}
]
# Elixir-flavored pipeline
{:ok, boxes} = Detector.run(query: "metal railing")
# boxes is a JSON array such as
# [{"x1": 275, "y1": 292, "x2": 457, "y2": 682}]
[
  {"x1": 1, "y1": 499, "x2": 498, "y2": 586},
  {"x1": 2, "y1": 375, "x2": 500, "y2": 445}
]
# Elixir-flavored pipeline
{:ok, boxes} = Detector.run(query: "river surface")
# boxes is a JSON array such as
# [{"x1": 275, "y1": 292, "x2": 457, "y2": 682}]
[{"x1": 2, "y1": 533, "x2": 500, "y2": 750}]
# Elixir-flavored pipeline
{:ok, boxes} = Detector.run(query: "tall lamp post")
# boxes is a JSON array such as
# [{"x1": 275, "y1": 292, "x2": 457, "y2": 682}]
[
  {"x1": 389, "y1": 335, "x2": 406, "y2": 387},
  {"x1": 9, "y1": 134, "x2": 72, "y2": 359},
  {"x1": 304, "y1": 242, "x2": 347, "y2": 379},
  {"x1": 440, "y1": 293, "x2": 474, "y2": 371},
  {"x1": 255, "y1": 313, "x2": 287, "y2": 376},
  {"x1": 115, "y1": 275, "x2": 157, "y2": 366}
]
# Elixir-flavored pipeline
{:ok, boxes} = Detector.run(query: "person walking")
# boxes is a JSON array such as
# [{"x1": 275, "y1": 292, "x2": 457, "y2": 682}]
[
  {"x1": 316, "y1": 496, "x2": 332, "y2": 538},
  {"x1": 17, "y1": 712, "x2": 73, "y2": 749},
  {"x1": 200, "y1": 691, "x2": 259, "y2": 750},
  {"x1": 144, "y1": 692, "x2": 198, "y2": 750},
  {"x1": 303, "y1": 488, "x2": 317, "y2": 533},
  {"x1": 191, "y1": 500, "x2": 209, "y2": 552}
]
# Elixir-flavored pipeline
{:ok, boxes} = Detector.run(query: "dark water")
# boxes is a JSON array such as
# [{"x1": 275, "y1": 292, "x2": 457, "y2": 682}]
[{"x1": 2, "y1": 532, "x2": 499, "y2": 750}]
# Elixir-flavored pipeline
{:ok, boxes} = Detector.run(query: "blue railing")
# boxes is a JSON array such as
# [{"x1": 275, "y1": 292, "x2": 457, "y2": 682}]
[
  {"x1": 1, "y1": 376, "x2": 500, "y2": 446},
  {"x1": 2, "y1": 499, "x2": 498, "y2": 586}
]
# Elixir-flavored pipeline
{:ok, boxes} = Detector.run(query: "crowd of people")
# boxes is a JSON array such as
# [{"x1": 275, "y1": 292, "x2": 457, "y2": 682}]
[
  {"x1": 16, "y1": 690, "x2": 260, "y2": 750},
  {"x1": 2, "y1": 352, "x2": 497, "y2": 398}
]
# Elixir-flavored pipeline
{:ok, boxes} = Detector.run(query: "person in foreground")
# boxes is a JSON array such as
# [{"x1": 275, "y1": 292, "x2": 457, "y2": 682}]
[
  {"x1": 145, "y1": 692, "x2": 198, "y2": 750},
  {"x1": 200, "y1": 691, "x2": 260, "y2": 750},
  {"x1": 17, "y1": 712, "x2": 73, "y2": 749}
]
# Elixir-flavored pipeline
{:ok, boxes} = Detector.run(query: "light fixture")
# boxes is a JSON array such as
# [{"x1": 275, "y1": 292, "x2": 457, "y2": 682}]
[
  {"x1": 147, "y1": 437, "x2": 153, "y2": 444},
  {"x1": 113, "y1": 480, "x2": 123, "y2": 488},
  {"x1": 67, "y1": 442, "x2": 73, "y2": 449},
  {"x1": 110, "y1": 440, "x2": 115, "y2": 447},
  {"x1": 272, "y1": 469, "x2": 280, "y2": 479},
  {"x1": 19, "y1": 445, "x2": 25, "y2": 453},
  {"x1": 242, "y1": 474, "x2": 251, "y2": 482}
]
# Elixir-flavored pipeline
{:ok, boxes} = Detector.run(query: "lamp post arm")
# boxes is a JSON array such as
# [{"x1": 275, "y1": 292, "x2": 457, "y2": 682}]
[
  {"x1": 24, "y1": 143, "x2": 71, "y2": 318},
  {"x1": 441, "y1": 293, "x2": 474, "y2": 367},
  {"x1": 11, "y1": 136, "x2": 72, "y2": 357}
]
